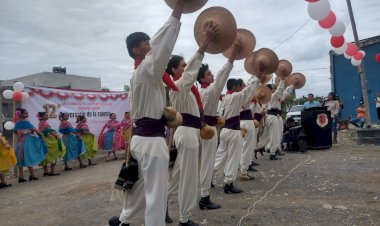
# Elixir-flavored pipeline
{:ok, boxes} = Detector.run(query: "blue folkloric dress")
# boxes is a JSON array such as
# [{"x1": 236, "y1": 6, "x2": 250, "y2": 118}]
[
  {"x1": 14, "y1": 120, "x2": 48, "y2": 167},
  {"x1": 59, "y1": 121, "x2": 86, "y2": 161}
]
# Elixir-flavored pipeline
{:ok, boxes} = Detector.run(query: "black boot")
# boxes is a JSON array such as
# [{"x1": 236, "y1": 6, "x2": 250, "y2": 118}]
[
  {"x1": 248, "y1": 165, "x2": 258, "y2": 172},
  {"x1": 165, "y1": 206, "x2": 173, "y2": 223},
  {"x1": 251, "y1": 161, "x2": 260, "y2": 166},
  {"x1": 199, "y1": 196, "x2": 221, "y2": 209},
  {"x1": 108, "y1": 216, "x2": 129, "y2": 226},
  {"x1": 270, "y1": 154, "x2": 281, "y2": 160},
  {"x1": 223, "y1": 183, "x2": 242, "y2": 194},
  {"x1": 276, "y1": 149, "x2": 285, "y2": 156},
  {"x1": 179, "y1": 220, "x2": 199, "y2": 226}
]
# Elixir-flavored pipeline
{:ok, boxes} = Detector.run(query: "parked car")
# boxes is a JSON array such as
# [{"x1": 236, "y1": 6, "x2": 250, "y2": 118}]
[{"x1": 286, "y1": 105, "x2": 304, "y2": 125}]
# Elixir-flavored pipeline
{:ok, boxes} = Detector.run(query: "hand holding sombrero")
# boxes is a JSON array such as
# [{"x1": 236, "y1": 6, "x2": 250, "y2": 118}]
[
  {"x1": 254, "y1": 85, "x2": 272, "y2": 105},
  {"x1": 222, "y1": 29, "x2": 256, "y2": 60},
  {"x1": 285, "y1": 72, "x2": 306, "y2": 89},
  {"x1": 244, "y1": 48, "x2": 279, "y2": 81},
  {"x1": 194, "y1": 7, "x2": 237, "y2": 54},
  {"x1": 164, "y1": 0, "x2": 208, "y2": 14},
  {"x1": 275, "y1": 59, "x2": 292, "y2": 79}
]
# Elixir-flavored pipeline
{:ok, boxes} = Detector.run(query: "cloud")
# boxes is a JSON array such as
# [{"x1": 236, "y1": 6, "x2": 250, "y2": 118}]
[{"x1": 1, "y1": 0, "x2": 379, "y2": 97}]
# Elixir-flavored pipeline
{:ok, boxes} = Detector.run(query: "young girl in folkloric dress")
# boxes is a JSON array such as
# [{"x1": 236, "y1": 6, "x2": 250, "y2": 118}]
[
  {"x1": 0, "y1": 131, "x2": 17, "y2": 189},
  {"x1": 37, "y1": 112, "x2": 66, "y2": 176},
  {"x1": 58, "y1": 112, "x2": 87, "y2": 171},
  {"x1": 76, "y1": 115, "x2": 97, "y2": 166},
  {"x1": 13, "y1": 108, "x2": 47, "y2": 183},
  {"x1": 99, "y1": 113, "x2": 122, "y2": 161}
]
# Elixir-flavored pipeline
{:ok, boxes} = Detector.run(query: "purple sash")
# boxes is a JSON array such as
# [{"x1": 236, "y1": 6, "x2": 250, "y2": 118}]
[
  {"x1": 134, "y1": 117, "x2": 166, "y2": 137},
  {"x1": 253, "y1": 113, "x2": 263, "y2": 122},
  {"x1": 224, "y1": 116, "x2": 240, "y2": 130},
  {"x1": 204, "y1": 115, "x2": 217, "y2": 127},
  {"x1": 240, "y1": 110, "x2": 253, "y2": 120},
  {"x1": 181, "y1": 113, "x2": 201, "y2": 129}
]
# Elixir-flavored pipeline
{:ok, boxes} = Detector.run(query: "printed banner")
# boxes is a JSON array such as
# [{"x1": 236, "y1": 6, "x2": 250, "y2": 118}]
[{"x1": 22, "y1": 86, "x2": 129, "y2": 139}]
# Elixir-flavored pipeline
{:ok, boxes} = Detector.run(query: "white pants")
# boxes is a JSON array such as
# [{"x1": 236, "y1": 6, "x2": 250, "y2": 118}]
[
  {"x1": 214, "y1": 128, "x2": 243, "y2": 184},
  {"x1": 277, "y1": 117, "x2": 284, "y2": 149},
  {"x1": 240, "y1": 120, "x2": 256, "y2": 173},
  {"x1": 199, "y1": 126, "x2": 218, "y2": 197},
  {"x1": 250, "y1": 127, "x2": 258, "y2": 162},
  {"x1": 119, "y1": 136, "x2": 169, "y2": 226},
  {"x1": 265, "y1": 115, "x2": 281, "y2": 154},
  {"x1": 168, "y1": 126, "x2": 200, "y2": 223}
]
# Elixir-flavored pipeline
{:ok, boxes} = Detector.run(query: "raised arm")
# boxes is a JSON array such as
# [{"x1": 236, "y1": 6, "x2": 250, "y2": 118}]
[
  {"x1": 281, "y1": 85, "x2": 294, "y2": 101},
  {"x1": 236, "y1": 76, "x2": 260, "y2": 106},
  {"x1": 274, "y1": 79, "x2": 286, "y2": 98}
]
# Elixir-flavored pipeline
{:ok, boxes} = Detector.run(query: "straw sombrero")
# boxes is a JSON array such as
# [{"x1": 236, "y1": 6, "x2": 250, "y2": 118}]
[
  {"x1": 255, "y1": 85, "x2": 272, "y2": 105},
  {"x1": 244, "y1": 48, "x2": 279, "y2": 75},
  {"x1": 194, "y1": 7, "x2": 237, "y2": 54},
  {"x1": 275, "y1": 59, "x2": 292, "y2": 79},
  {"x1": 286, "y1": 73, "x2": 306, "y2": 89},
  {"x1": 164, "y1": 0, "x2": 208, "y2": 14},
  {"x1": 222, "y1": 28, "x2": 256, "y2": 60}
]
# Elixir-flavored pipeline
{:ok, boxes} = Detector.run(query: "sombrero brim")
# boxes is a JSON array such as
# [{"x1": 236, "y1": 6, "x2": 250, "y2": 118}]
[
  {"x1": 194, "y1": 7, "x2": 237, "y2": 54},
  {"x1": 244, "y1": 48, "x2": 279, "y2": 75},
  {"x1": 164, "y1": 0, "x2": 208, "y2": 14},
  {"x1": 261, "y1": 74, "x2": 273, "y2": 84},
  {"x1": 275, "y1": 59, "x2": 293, "y2": 79},
  {"x1": 286, "y1": 73, "x2": 306, "y2": 89},
  {"x1": 255, "y1": 85, "x2": 272, "y2": 105},
  {"x1": 222, "y1": 28, "x2": 256, "y2": 60}
]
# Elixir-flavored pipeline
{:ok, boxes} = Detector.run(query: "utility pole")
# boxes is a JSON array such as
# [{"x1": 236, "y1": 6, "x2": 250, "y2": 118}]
[{"x1": 346, "y1": 0, "x2": 371, "y2": 124}]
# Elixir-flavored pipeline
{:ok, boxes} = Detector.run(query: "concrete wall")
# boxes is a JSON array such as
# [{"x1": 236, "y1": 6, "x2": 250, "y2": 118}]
[
  {"x1": 330, "y1": 36, "x2": 380, "y2": 123},
  {"x1": 0, "y1": 72, "x2": 101, "y2": 91}
]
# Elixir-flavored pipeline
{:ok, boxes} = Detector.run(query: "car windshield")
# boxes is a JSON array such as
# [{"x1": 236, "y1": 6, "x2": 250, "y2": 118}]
[{"x1": 288, "y1": 105, "x2": 303, "y2": 112}]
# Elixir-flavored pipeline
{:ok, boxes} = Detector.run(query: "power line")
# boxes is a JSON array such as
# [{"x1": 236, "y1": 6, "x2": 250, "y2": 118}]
[{"x1": 273, "y1": 19, "x2": 311, "y2": 51}]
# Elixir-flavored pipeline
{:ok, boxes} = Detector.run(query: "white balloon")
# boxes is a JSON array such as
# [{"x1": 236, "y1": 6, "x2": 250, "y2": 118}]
[
  {"x1": 344, "y1": 52, "x2": 352, "y2": 59},
  {"x1": 307, "y1": 0, "x2": 331, "y2": 20},
  {"x1": 4, "y1": 121, "x2": 15, "y2": 130},
  {"x1": 333, "y1": 43, "x2": 347, "y2": 55},
  {"x1": 2, "y1": 90, "x2": 14, "y2": 99},
  {"x1": 22, "y1": 92, "x2": 29, "y2": 100},
  {"x1": 329, "y1": 20, "x2": 346, "y2": 36},
  {"x1": 351, "y1": 58, "x2": 361, "y2": 66},
  {"x1": 13, "y1": 82, "x2": 25, "y2": 92}
]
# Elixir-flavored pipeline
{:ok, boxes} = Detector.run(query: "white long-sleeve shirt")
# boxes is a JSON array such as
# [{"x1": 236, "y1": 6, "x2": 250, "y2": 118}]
[
  {"x1": 169, "y1": 52, "x2": 204, "y2": 117},
  {"x1": 280, "y1": 85, "x2": 294, "y2": 102},
  {"x1": 200, "y1": 62, "x2": 233, "y2": 117},
  {"x1": 130, "y1": 17, "x2": 181, "y2": 121},
  {"x1": 266, "y1": 80, "x2": 285, "y2": 110},
  {"x1": 220, "y1": 76, "x2": 260, "y2": 120}
]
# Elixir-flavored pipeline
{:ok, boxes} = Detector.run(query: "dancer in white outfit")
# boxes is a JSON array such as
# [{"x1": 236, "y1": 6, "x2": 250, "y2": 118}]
[
  {"x1": 277, "y1": 84, "x2": 295, "y2": 155},
  {"x1": 108, "y1": 2, "x2": 185, "y2": 226},
  {"x1": 214, "y1": 76, "x2": 260, "y2": 194},
  {"x1": 197, "y1": 39, "x2": 242, "y2": 209},
  {"x1": 167, "y1": 21, "x2": 218, "y2": 226}
]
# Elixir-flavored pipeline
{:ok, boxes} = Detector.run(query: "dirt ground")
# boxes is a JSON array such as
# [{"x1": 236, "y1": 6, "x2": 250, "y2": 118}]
[{"x1": 0, "y1": 131, "x2": 379, "y2": 226}]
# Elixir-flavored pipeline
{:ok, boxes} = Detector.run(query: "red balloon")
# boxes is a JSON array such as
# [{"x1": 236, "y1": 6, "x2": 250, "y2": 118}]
[
  {"x1": 319, "y1": 11, "x2": 336, "y2": 29},
  {"x1": 346, "y1": 43, "x2": 358, "y2": 56},
  {"x1": 376, "y1": 53, "x2": 380, "y2": 62},
  {"x1": 13, "y1": 91, "x2": 23, "y2": 101},
  {"x1": 330, "y1": 36, "x2": 345, "y2": 48},
  {"x1": 353, "y1": 51, "x2": 364, "y2": 60},
  {"x1": 305, "y1": 0, "x2": 319, "y2": 2}
]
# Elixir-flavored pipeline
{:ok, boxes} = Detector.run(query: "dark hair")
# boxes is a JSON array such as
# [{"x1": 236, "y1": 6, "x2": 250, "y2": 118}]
[
  {"x1": 266, "y1": 84, "x2": 274, "y2": 90},
  {"x1": 166, "y1": 55, "x2": 184, "y2": 76},
  {"x1": 197, "y1": 64, "x2": 209, "y2": 84},
  {"x1": 37, "y1": 112, "x2": 46, "y2": 121},
  {"x1": 15, "y1": 108, "x2": 27, "y2": 119},
  {"x1": 328, "y1": 92, "x2": 336, "y2": 100},
  {"x1": 109, "y1": 113, "x2": 116, "y2": 119},
  {"x1": 286, "y1": 117, "x2": 295, "y2": 123},
  {"x1": 308, "y1": 93, "x2": 314, "y2": 97},
  {"x1": 59, "y1": 112, "x2": 66, "y2": 121},
  {"x1": 126, "y1": 32, "x2": 150, "y2": 59},
  {"x1": 227, "y1": 79, "x2": 238, "y2": 91},
  {"x1": 237, "y1": 78, "x2": 244, "y2": 87},
  {"x1": 76, "y1": 115, "x2": 85, "y2": 123}
]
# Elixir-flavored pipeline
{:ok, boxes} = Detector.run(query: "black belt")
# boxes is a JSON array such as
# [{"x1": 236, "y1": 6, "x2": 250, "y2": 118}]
[
  {"x1": 181, "y1": 113, "x2": 202, "y2": 129},
  {"x1": 267, "y1": 109, "x2": 282, "y2": 116},
  {"x1": 133, "y1": 116, "x2": 166, "y2": 137},
  {"x1": 253, "y1": 113, "x2": 262, "y2": 122},
  {"x1": 204, "y1": 115, "x2": 217, "y2": 126},
  {"x1": 224, "y1": 116, "x2": 240, "y2": 130},
  {"x1": 240, "y1": 110, "x2": 253, "y2": 120}
]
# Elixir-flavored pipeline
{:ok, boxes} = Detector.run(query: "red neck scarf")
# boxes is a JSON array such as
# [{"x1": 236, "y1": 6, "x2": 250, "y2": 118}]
[
  {"x1": 201, "y1": 83, "x2": 210, "y2": 89},
  {"x1": 226, "y1": 90, "x2": 234, "y2": 95},
  {"x1": 134, "y1": 59, "x2": 178, "y2": 91},
  {"x1": 172, "y1": 75, "x2": 204, "y2": 112}
]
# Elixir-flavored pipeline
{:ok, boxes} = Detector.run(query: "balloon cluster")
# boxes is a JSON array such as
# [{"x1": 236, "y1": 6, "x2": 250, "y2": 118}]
[
  {"x1": 2, "y1": 82, "x2": 29, "y2": 102},
  {"x1": 306, "y1": 0, "x2": 364, "y2": 67},
  {"x1": 2, "y1": 82, "x2": 29, "y2": 130}
]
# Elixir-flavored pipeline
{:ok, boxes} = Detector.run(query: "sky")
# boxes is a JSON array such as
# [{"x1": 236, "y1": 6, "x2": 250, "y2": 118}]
[{"x1": 0, "y1": 0, "x2": 379, "y2": 97}]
